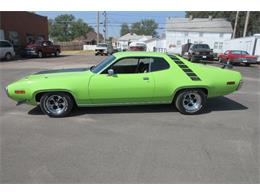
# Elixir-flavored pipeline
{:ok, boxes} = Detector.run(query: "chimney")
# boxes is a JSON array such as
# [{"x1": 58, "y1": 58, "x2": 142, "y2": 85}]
[
  {"x1": 189, "y1": 15, "x2": 193, "y2": 21},
  {"x1": 209, "y1": 15, "x2": 213, "y2": 20}
]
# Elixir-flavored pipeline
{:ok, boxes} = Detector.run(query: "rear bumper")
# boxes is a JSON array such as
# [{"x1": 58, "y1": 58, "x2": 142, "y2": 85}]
[{"x1": 230, "y1": 58, "x2": 257, "y2": 64}]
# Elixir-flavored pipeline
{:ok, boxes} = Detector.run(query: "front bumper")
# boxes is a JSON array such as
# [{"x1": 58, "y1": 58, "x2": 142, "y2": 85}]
[
  {"x1": 192, "y1": 54, "x2": 214, "y2": 61},
  {"x1": 22, "y1": 50, "x2": 38, "y2": 56}
]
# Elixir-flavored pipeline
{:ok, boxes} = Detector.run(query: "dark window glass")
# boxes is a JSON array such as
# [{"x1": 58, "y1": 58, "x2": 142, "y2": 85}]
[
  {"x1": 105, "y1": 58, "x2": 139, "y2": 74},
  {"x1": 231, "y1": 50, "x2": 242, "y2": 55},
  {"x1": 0, "y1": 41, "x2": 11, "y2": 47},
  {"x1": 150, "y1": 57, "x2": 170, "y2": 72},
  {"x1": 241, "y1": 51, "x2": 249, "y2": 55},
  {"x1": 91, "y1": 55, "x2": 115, "y2": 73}
]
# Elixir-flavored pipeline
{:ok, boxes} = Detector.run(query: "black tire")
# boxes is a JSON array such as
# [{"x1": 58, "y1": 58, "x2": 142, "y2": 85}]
[
  {"x1": 5, "y1": 52, "x2": 12, "y2": 61},
  {"x1": 55, "y1": 50, "x2": 60, "y2": 57},
  {"x1": 38, "y1": 51, "x2": 43, "y2": 58},
  {"x1": 40, "y1": 92, "x2": 74, "y2": 117},
  {"x1": 174, "y1": 89, "x2": 207, "y2": 115}
]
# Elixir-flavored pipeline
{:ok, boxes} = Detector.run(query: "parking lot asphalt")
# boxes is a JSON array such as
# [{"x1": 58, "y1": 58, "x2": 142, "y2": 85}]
[{"x1": 0, "y1": 54, "x2": 259, "y2": 183}]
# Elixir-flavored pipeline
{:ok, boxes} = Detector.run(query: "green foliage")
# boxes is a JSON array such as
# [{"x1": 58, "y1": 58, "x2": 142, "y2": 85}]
[
  {"x1": 120, "y1": 19, "x2": 158, "y2": 37},
  {"x1": 48, "y1": 14, "x2": 94, "y2": 42},
  {"x1": 120, "y1": 23, "x2": 130, "y2": 36},
  {"x1": 185, "y1": 11, "x2": 260, "y2": 38}
]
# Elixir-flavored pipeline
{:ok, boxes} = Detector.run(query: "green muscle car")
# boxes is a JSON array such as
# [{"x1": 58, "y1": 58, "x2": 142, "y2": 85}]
[{"x1": 5, "y1": 52, "x2": 243, "y2": 117}]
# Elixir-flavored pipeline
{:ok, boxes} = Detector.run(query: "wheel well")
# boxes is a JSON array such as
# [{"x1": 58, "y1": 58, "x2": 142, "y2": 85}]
[
  {"x1": 172, "y1": 88, "x2": 208, "y2": 102},
  {"x1": 35, "y1": 91, "x2": 76, "y2": 104}
]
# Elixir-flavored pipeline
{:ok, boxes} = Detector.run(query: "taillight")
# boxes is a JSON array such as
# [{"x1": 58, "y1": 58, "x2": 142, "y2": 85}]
[{"x1": 15, "y1": 90, "x2": 25, "y2": 94}]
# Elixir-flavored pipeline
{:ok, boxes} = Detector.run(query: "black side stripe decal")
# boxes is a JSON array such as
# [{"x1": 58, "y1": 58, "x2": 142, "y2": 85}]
[{"x1": 171, "y1": 56, "x2": 201, "y2": 81}]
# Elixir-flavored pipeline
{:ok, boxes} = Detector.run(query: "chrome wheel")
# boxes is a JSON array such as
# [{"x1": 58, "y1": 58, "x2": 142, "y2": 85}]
[
  {"x1": 182, "y1": 92, "x2": 202, "y2": 113},
  {"x1": 45, "y1": 95, "x2": 68, "y2": 115}
]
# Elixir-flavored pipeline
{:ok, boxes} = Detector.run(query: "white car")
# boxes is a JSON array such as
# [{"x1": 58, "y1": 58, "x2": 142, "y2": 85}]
[{"x1": 0, "y1": 40, "x2": 15, "y2": 60}]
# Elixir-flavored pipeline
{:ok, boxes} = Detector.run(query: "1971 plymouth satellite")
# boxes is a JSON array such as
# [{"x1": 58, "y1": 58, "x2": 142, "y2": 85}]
[{"x1": 5, "y1": 52, "x2": 242, "y2": 117}]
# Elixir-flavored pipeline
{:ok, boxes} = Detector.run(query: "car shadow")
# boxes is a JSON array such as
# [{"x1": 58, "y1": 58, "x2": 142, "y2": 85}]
[{"x1": 28, "y1": 96, "x2": 248, "y2": 117}]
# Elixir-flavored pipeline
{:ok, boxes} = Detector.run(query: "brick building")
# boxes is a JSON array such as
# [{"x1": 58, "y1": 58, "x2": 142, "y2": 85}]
[{"x1": 0, "y1": 11, "x2": 48, "y2": 53}]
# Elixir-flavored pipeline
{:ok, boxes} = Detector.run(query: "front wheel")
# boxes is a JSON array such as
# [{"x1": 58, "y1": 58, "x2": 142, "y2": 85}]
[
  {"x1": 40, "y1": 92, "x2": 74, "y2": 117},
  {"x1": 174, "y1": 89, "x2": 207, "y2": 115},
  {"x1": 38, "y1": 51, "x2": 43, "y2": 58}
]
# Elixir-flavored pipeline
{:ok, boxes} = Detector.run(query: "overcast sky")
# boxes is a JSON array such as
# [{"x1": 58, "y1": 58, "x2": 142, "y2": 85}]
[{"x1": 37, "y1": 11, "x2": 185, "y2": 37}]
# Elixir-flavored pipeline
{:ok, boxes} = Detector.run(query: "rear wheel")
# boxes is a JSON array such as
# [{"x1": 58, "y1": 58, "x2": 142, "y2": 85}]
[
  {"x1": 40, "y1": 92, "x2": 74, "y2": 117},
  {"x1": 5, "y1": 52, "x2": 12, "y2": 61},
  {"x1": 174, "y1": 89, "x2": 207, "y2": 115}
]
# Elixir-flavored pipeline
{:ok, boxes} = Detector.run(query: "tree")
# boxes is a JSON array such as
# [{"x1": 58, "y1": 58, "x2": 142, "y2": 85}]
[
  {"x1": 48, "y1": 14, "x2": 94, "y2": 42},
  {"x1": 120, "y1": 23, "x2": 130, "y2": 36},
  {"x1": 131, "y1": 19, "x2": 158, "y2": 36},
  {"x1": 185, "y1": 11, "x2": 260, "y2": 38}
]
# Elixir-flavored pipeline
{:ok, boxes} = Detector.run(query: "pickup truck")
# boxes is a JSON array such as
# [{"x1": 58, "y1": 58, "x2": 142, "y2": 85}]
[
  {"x1": 182, "y1": 43, "x2": 214, "y2": 62},
  {"x1": 95, "y1": 43, "x2": 113, "y2": 56},
  {"x1": 23, "y1": 40, "x2": 61, "y2": 58}
]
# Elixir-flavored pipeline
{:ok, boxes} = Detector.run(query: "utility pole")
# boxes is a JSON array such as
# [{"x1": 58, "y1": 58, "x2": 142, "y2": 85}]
[
  {"x1": 103, "y1": 11, "x2": 107, "y2": 43},
  {"x1": 232, "y1": 11, "x2": 239, "y2": 39},
  {"x1": 96, "y1": 11, "x2": 100, "y2": 44},
  {"x1": 243, "y1": 11, "x2": 250, "y2": 37}
]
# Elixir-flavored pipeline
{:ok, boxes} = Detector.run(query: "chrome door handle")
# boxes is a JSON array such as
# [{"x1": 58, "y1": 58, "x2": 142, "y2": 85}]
[{"x1": 143, "y1": 77, "x2": 149, "y2": 80}]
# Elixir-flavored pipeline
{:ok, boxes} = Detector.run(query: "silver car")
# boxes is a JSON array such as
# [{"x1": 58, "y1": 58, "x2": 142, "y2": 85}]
[{"x1": 0, "y1": 40, "x2": 15, "y2": 60}]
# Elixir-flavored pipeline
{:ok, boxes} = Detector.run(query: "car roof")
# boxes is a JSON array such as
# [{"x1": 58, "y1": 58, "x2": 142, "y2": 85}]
[{"x1": 113, "y1": 51, "x2": 168, "y2": 58}]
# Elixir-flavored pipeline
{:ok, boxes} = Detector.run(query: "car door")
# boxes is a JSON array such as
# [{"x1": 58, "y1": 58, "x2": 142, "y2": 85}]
[{"x1": 89, "y1": 57, "x2": 155, "y2": 104}]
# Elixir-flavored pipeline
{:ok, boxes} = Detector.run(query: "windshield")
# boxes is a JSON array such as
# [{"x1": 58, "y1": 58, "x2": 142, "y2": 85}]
[
  {"x1": 193, "y1": 44, "x2": 210, "y2": 49},
  {"x1": 91, "y1": 55, "x2": 116, "y2": 73}
]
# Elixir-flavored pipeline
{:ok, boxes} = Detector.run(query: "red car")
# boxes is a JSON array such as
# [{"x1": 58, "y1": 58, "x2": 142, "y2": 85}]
[
  {"x1": 218, "y1": 50, "x2": 257, "y2": 66},
  {"x1": 23, "y1": 40, "x2": 61, "y2": 58}
]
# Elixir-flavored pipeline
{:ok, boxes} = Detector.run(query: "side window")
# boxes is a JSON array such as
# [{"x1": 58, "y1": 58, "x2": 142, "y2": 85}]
[
  {"x1": 104, "y1": 58, "x2": 139, "y2": 74},
  {"x1": 47, "y1": 41, "x2": 53, "y2": 46},
  {"x1": 150, "y1": 58, "x2": 170, "y2": 72},
  {"x1": 0, "y1": 41, "x2": 11, "y2": 47}
]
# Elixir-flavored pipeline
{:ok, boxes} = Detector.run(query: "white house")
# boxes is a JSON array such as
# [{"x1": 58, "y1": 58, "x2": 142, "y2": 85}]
[
  {"x1": 144, "y1": 38, "x2": 166, "y2": 52},
  {"x1": 165, "y1": 17, "x2": 233, "y2": 54},
  {"x1": 117, "y1": 33, "x2": 152, "y2": 51}
]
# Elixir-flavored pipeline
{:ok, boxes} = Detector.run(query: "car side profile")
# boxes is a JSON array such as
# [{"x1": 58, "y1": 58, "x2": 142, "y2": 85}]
[
  {"x1": 23, "y1": 40, "x2": 61, "y2": 58},
  {"x1": 218, "y1": 50, "x2": 257, "y2": 66},
  {"x1": 5, "y1": 52, "x2": 242, "y2": 117},
  {"x1": 0, "y1": 40, "x2": 15, "y2": 61}
]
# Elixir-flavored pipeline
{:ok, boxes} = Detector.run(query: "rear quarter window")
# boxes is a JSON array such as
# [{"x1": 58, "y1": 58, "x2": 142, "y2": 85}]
[{"x1": 150, "y1": 57, "x2": 170, "y2": 72}]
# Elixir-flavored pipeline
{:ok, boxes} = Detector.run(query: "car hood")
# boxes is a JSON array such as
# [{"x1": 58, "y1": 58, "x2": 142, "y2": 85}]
[{"x1": 34, "y1": 68, "x2": 90, "y2": 75}]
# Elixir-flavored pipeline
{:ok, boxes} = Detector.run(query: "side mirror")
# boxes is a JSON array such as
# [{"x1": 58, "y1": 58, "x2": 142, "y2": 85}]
[{"x1": 107, "y1": 69, "x2": 114, "y2": 76}]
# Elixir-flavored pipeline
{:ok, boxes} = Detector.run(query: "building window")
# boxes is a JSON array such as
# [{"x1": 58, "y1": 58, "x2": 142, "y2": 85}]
[
  {"x1": 26, "y1": 34, "x2": 34, "y2": 43},
  {"x1": 219, "y1": 42, "x2": 223, "y2": 49},
  {"x1": 8, "y1": 31, "x2": 20, "y2": 46},
  {"x1": 184, "y1": 32, "x2": 189, "y2": 37},
  {"x1": 177, "y1": 40, "x2": 181, "y2": 46},
  {"x1": 219, "y1": 33, "x2": 224, "y2": 38},
  {"x1": 214, "y1": 42, "x2": 218, "y2": 49},
  {"x1": 199, "y1": 32, "x2": 203, "y2": 37}
]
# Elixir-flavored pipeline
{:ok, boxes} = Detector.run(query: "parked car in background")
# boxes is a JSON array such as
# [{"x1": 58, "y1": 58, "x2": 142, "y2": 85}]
[
  {"x1": 218, "y1": 50, "x2": 257, "y2": 66},
  {"x1": 95, "y1": 43, "x2": 113, "y2": 56},
  {"x1": 23, "y1": 40, "x2": 61, "y2": 58},
  {"x1": 182, "y1": 43, "x2": 214, "y2": 62},
  {"x1": 0, "y1": 40, "x2": 15, "y2": 61},
  {"x1": 129, "y1": 41, "x2": 147, "y2": 51},
  {"x1": 5, "y1": 52, "x2": 242, "y2": 117}
]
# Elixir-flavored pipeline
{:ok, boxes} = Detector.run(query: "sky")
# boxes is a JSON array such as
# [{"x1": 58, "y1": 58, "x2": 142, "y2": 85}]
[{"x1": 37, "y1": 11, "x2": 185, "y2": 37}]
